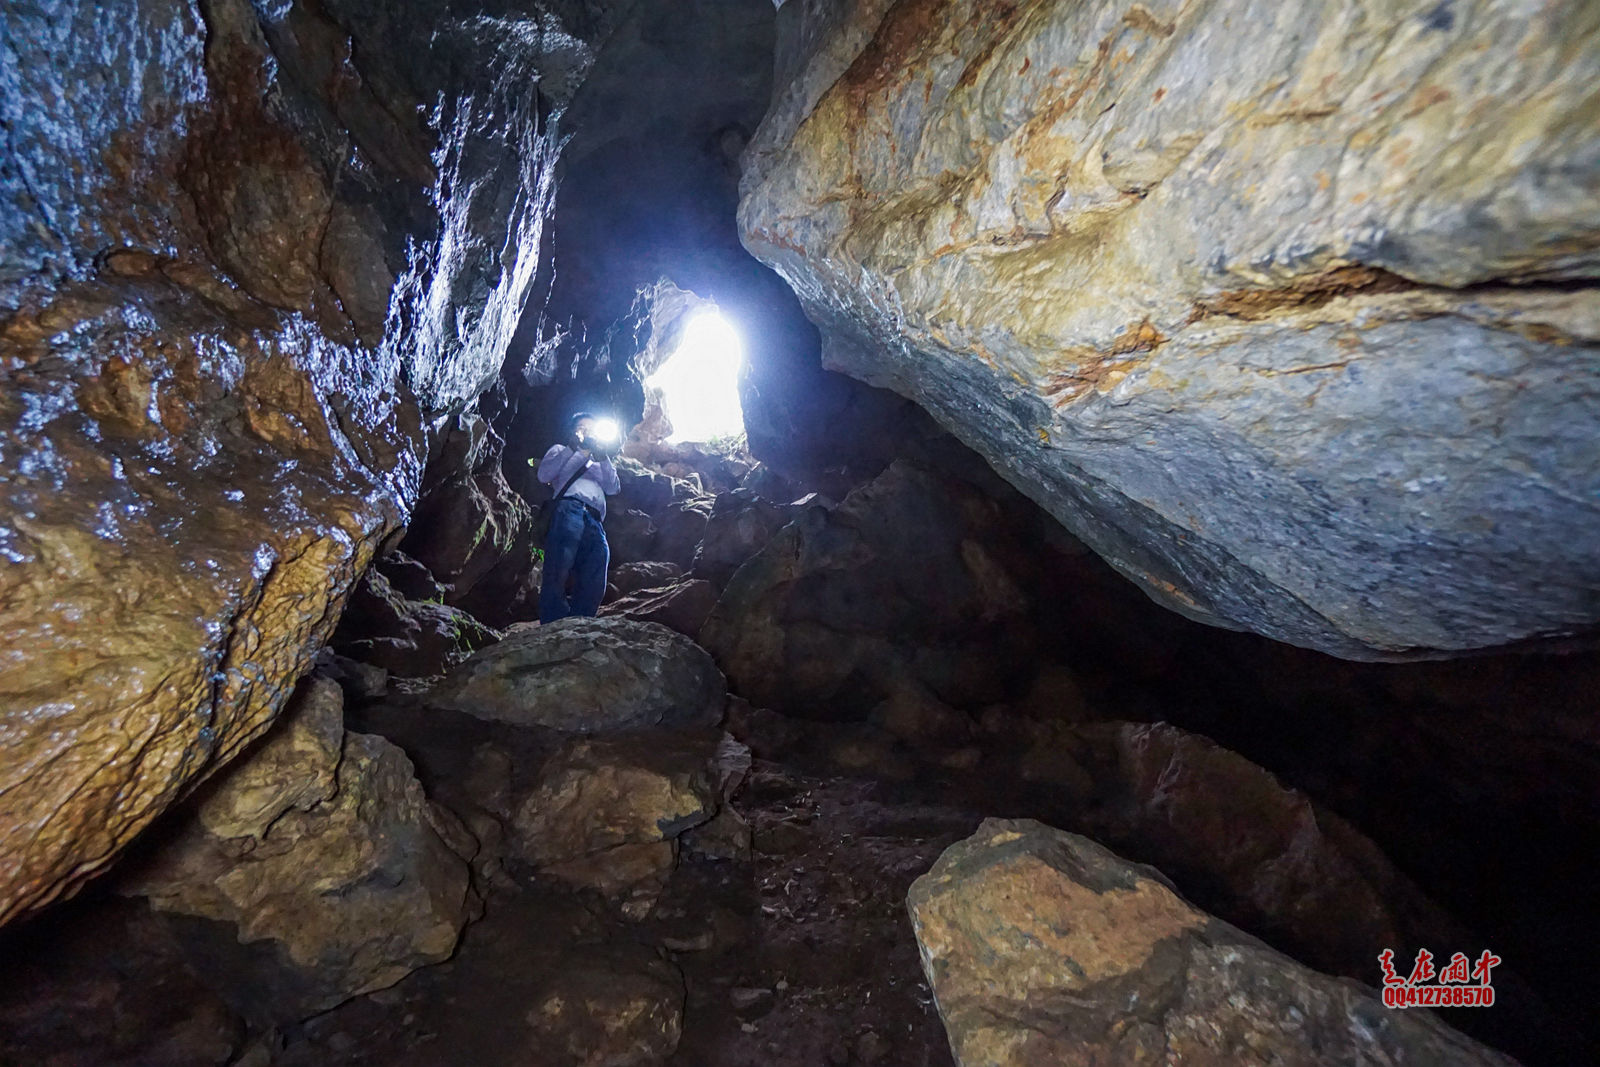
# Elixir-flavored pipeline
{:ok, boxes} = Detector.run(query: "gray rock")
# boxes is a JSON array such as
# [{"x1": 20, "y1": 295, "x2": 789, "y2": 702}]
[
  {"x1": 428, "y1": 616, "x2": 726, "y2": 732},
  {"x1": 610, "y1": 560, "x2": 686, "y2": 598},
  {"x1": 740, "y1": 0, "x2": 1600, "y2": 659},
  {"x1": 601, "y1": 578, "x2": 721, "y2": 640}
]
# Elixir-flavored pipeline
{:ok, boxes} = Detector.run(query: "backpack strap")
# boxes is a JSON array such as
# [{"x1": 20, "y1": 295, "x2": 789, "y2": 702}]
[{"x1": 551, "y1": 452, "x2": 591, "y2": 502}]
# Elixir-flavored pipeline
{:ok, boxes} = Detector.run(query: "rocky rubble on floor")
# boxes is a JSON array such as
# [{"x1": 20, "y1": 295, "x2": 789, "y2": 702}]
[
  {"x1": 909, "y1": 818, "x2": 1519, "y2": 1067},
  {"x1": 117, "y1": 678, "x2": 479, "y2": 1022},
  {"x1": 524, "y1": 944, "x2": 687, "y2": 1067},
  {"x1": 0, "y1": 896, "x2": 247, "y2": 1066}
]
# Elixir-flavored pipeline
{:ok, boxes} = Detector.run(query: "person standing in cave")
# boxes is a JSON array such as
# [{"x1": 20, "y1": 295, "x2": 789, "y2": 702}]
[{"x1": 534, "y1": 412, "x2": 622, "y2": 623}]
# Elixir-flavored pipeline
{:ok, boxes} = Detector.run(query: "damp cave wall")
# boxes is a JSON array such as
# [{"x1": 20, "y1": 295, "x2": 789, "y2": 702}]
[
  {"x1": 0, "y1": 0, "x2": 1597, "y2": 1051},
  {"x1": 0, "y1": 0, "x2": 597, "y2": 921}
]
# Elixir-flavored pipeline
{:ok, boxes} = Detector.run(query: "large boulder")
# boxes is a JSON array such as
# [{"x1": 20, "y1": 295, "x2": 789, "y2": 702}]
[
  {"x1": 1085, "y1": 722, "x2": 1468, "y2": 984},
  {"x1": 0, "y1": 0, "x2": 579, "y2": 921},
  {"x1": 908, "y1": 818, "x2": 1518, "y2": 1066},
  {"x1": 509, "y1": 732, "x2": 720, "y2": 912},
  {"x1": 427, "y1": 616, "x2": 726, "y2": 732},
  {"x1": 700, "y1": 460, "x2": 1037, "y2": 717},
  {"x1": 740, "y1": 0, "x2": 1600, "y2": 659},
  {"x1": 121, "y1": 679, "x2": 478, "y2": 1021}
]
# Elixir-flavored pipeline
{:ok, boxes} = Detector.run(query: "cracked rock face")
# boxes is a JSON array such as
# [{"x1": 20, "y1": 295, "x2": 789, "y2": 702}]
[
  {"x1": 740, "y1": 0, "x2": 1600, "y2": 658},
  {"x1": 908, "y1": 818, "x2": 1518, "y2": 1067}
]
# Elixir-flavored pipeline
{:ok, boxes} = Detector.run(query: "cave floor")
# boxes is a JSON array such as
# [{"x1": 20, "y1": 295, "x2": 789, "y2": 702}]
[{"x1": 275, "y1": 759, "x2": 972, "y2": 1067}]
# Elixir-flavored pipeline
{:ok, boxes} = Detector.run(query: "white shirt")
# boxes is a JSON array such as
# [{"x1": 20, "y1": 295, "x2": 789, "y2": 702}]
[{"x1": 536, "y1": 445, "x2": 620, "y2": 520}]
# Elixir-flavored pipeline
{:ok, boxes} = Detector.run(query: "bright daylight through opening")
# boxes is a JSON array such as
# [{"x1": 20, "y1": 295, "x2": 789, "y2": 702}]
[{"x1": 646, "y1": 309, "x2": 745, "y2": 443}]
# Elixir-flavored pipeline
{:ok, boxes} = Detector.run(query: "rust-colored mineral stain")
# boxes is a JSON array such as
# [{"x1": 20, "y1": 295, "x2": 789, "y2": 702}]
[
  {"x1": 921, "y1": 852, "x2": 1200, "y2": 995},
  {"x1": 1189, "y1": 265, "x2": 1414, "y2": 322}
]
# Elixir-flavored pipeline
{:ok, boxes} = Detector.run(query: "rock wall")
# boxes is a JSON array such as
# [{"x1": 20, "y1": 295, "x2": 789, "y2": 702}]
[
  {"x1": 739, "y1": 0, "x2": 1600, "y2": 659},
  {"x1": 0, "y1": 0, "x2": 576, "y2": 921}
]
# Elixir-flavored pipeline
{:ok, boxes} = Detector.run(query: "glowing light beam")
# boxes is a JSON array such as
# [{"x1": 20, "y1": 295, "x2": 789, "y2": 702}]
[{"x1": 647, "y1": 310, "x2": 745, "y2": 443}]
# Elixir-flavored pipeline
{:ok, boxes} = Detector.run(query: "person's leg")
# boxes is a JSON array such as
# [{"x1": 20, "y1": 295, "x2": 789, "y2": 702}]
[
  {"x1": 569, "y1": 511, "x2": 611, "y2": 617},
  {"x1": 538, "y1": 500, "x2": 584, "y2": 623}
]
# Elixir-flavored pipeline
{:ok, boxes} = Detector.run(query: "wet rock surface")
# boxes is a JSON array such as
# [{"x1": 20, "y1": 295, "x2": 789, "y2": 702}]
[
  {"x1": 908, "y1": 818, "x2": 1518, "y2": 1067},
  {"x1": 740, "y1": 0, "x2": 1600, "y2": 659},
  {"x1": 0, "y1": 0, "x2": 570, "y2": 919}
]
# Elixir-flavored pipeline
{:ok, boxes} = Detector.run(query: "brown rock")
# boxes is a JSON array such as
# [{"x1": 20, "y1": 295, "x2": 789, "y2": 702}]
[
  {"x1": 401, "y1": 413, "x2": 538, "y2": 623},
  {"x1": 525, "y1": 945, "x2": 684, "y2": 1066},
  {"x1": 601, "y1": 578, "x2": 720, "y2": 639},
  {"x1": 700, "y1": 461, "x2": 1037, "y2": 717},
  {"x1": 510, "y1": 732, "x2": 719, "y2": 904},
  {"x1": 374, "y1": 550, "x2": 448, "y2": 602},
  {"x1": 428, "y1": 616, "x2": 726, "y2": 733},
  {"x1": 122, "y1": 679, "x2": 477, "y2": 1020},
  {"x1": 609, "y1": 560, "x2": 685, "y2": 597},
  {"x1": 873, "y1": 680, "x2": 972, "y2": 747},
  {"x1": 0, "y1": 0, "x2": 541, "y2": 923},
  {"x1": 1084, "y1": 722, "x2": 1474, "y2": 986},
  {"x1": 0, "y1": 898, "x2": 245, "y2": 1067},
  {"x1": 691, "y1": 488, "x2": 795, "y2": 586},
  {"x1": 331, "y1": 567, "x2": 502, "y2": 678},
  {"x1": 909, "y1": 819, "x2": 1517, "y2": 1067},
  {"x1": 742, "y1": 0, "x2": 1600, "y2": 658}
]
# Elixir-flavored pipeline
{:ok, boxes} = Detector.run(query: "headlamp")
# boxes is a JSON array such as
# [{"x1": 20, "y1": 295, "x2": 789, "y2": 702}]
[{"x1": 587, "y1": 418, "x2": 620, "y2": 446}]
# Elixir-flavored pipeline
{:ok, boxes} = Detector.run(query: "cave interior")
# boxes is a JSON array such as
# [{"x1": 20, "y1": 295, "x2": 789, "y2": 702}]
[{"x1": 1, "y1": 0, "x2": 1597, "y2": 1065}]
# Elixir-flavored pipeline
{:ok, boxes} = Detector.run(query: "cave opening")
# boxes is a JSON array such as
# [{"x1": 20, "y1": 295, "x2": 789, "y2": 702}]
[
  {"x1": 645, "y1": 308, "x2": 746, "y2": 445},
  {"x1": 2, "y1": 0, "x2": 1597, "y2": 1066}
]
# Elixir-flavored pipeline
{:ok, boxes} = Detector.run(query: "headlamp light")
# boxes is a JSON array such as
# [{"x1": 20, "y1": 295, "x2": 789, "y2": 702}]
[{"x1": 588, "y1": 418, "x2": 620, "y2": 446}]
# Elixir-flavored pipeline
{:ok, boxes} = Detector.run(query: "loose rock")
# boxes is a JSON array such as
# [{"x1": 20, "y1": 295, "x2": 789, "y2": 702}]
[
  {"x1": 908, "y1": 818, "x2": 1518, "y2": 1066},
  {"x1": 121, "y1": 679, "x2": 478, "y2": 1020}
]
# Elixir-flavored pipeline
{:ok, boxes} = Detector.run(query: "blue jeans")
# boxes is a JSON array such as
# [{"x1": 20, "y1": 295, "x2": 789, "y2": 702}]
[{"x1": 539, "y1": 497, "x2": 610, "y2": 623}]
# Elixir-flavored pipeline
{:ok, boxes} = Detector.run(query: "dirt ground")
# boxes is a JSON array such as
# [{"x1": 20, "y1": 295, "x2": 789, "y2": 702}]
[{"x1": 262, "y1": 760, "x2": 974, "y2": 1067}]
